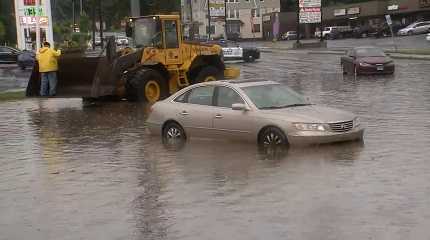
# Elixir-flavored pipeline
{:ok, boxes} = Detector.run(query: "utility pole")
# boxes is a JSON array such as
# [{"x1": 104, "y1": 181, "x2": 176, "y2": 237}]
[
  {"x1": 72, "y1": 0, "x2": 76, "y2": 29},
  {"x1": 296, "y1": 0, "x2": 300, "y2": 45},
  {"x1": 80, "y1": 0, "x2": 84, "y2": 15},
  {"x1": 98, "y1": 0, "x2": 103, "y2": 48},
  {"x1": 320, "y1": 2, "x2": 324, "y2": 42},
  {"x1": 92, "y1": 0, "x2": 96, "y2": 50},
  {"x1": 36, "y1": 0, "x2": 41, "y2": 50},
  {"x1": 190, "y1": 0, "x2": 194, "y2": 40},
  {"x1": 130, "y1": 0, "x2": 140, "y2": 17},
  {"x1": 207, "y1": 0, "x2": 211, "y2": 40},
  {"x1": 224, "y1": 0, "x2": 227, "y2": 40}
]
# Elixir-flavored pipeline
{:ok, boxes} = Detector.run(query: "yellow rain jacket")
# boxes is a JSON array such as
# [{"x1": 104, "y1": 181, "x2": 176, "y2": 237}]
[{"x1": 36, "y1": 47, "x2": 62, "y2": 73}]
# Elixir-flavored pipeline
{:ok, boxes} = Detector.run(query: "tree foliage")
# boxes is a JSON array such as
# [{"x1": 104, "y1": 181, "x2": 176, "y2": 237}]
[{"x1": 0, "y1": 0, "x2": 16, "y2": 45}]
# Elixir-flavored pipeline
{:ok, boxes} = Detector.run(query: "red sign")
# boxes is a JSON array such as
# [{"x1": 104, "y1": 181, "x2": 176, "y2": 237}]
[
  {"x1": 23, "y1": 0, "x2": 43, "y2": 6},
  {"x1": 24, "y1": 0, "x2": 36, "y2": 5}
]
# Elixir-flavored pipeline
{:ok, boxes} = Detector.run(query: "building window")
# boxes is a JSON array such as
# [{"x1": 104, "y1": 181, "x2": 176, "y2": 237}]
[
  {"x1": 206, "y1": 25, "x2": 215, "y2": 34},
  {"x1": 228, "y1": 9, "x2": 239, "y2": 19},
  {"x1": 227, "y1": 22, "x2": 241, "y2": 34},
  {"x1": 251, "y1": 9, "x2": 260, "y2": 17},
  {"x1": 252, "y1": 24, "x2": 261, "y2": 33}
]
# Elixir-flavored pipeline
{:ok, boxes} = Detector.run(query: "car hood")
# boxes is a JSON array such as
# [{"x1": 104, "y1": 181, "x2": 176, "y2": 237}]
[
  {"x1": 261, "y1": 105, "x2": 355, "y2": 123},
  {"x1": 358, "y1": 56, "x2": 391, "y2": 64}
]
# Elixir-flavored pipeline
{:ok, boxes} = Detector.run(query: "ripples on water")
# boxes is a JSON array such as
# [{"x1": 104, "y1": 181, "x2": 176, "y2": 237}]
[{"x1": 0, "y1": 53, "x2": 430, "y2": 240}]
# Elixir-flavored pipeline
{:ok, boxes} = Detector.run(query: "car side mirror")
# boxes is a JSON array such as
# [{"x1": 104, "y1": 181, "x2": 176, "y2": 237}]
[{"x1": 232, "y1": 103, "x2": 248, "y2": 111}]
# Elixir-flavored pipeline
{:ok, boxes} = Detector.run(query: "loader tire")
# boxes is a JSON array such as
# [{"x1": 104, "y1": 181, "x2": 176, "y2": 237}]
[
  {"x1": 193, "y1": 66, "x2": 220, "y2": 84},
  {"x1": 128, "y1": 69, "x2": 168, "y2": 103}
]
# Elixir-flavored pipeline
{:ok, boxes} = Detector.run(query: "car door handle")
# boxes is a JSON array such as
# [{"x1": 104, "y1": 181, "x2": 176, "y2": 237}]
[
  {"x1": 214, "y1": 114, "x2": 223, "y2": 119},
  {"x1": 180, "y1": 111, "x2": 189, "y2": 116}
]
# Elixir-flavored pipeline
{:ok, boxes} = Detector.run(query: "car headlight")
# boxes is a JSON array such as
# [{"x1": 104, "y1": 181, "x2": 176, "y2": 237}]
[
  {"x1": 294, "y1": 123, "x2": 328, "y2": 131},
  {"x1": 359, "y1": 62, "x2": 372, "y2": 67},
  {"x1": 353, "y1": 117, "x2": 361, "y2": 128}
]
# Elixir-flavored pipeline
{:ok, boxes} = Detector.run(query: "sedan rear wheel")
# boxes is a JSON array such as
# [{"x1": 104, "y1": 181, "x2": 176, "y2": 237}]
[{"x1": 259, "y1": 127, "x2": 288, "y2": 146}]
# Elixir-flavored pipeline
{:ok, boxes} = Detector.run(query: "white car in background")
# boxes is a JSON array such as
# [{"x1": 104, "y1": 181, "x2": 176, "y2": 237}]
[
  {"x1": 427, "y1": 33, "x2": 430, "y2": 41},
  {"x1": 207, "y1": 40, "x2": 260, "y2": 62},
  {"x1": 397, "y1": 21, "x2": 430, "y2": 36}
]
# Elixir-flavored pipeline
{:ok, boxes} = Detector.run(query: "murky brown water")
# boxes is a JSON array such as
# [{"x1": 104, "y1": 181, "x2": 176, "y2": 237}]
[{"x1": 1, "y1": 52, "x2": 430, "y2": 239}]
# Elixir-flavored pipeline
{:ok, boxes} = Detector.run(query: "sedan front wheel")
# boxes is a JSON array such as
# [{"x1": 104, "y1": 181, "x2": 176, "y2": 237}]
[
  {"x1": 163, "y1": 122, "x2": 186, "y2": 141},
  {"x1": 259, "y1": 127, "x2": 288, "y2": 146}
]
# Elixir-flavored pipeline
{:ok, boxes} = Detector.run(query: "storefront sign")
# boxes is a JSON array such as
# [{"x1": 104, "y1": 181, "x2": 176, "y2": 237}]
[
  {"x1": 24, "y1": 6, "x2": 44, "y2": 16},
  {"x1": 209, "y1": 0, "x2": 225, "y2": 17},
  {"x1": 387, "y1": 4, "x2": 399, "y2": 10},
  {"x1": 300, "y1": 8, "x2": 321, "y2": 23},
  {"x1": 19, "y1": 16, "x2": 49, "y2": 26},
  {"x1": 420, "y1": 0, "x2": 430, "y2": 7},
  {"x1": 334, "y1": 9, "x2": 346, "y2": 16},
  {"x1": 299, "y1": 0, "x2": 321, "y2": 8},
  {"x1": 347, "y1": 7, "x2": 360, "y2": 15}
]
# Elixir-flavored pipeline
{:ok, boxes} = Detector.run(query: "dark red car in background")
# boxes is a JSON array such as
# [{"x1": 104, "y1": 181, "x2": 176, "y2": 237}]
[{"x1": 341, "y1": 46, "x2": 395, "y2": 76}]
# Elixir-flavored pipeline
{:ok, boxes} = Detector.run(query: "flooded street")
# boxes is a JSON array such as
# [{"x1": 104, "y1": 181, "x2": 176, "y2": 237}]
[{"x1": 1, "y1": 51, "x2": 430, "y2": 239}]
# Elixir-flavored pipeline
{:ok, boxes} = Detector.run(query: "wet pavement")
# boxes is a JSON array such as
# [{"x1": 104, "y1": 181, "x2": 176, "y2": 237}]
[
  {"x1": 0, "y1": 64, "x2": 31, "y2": 92},
  {"x1": 1, "y1": 51, "x2": 430, "y2": 239}
]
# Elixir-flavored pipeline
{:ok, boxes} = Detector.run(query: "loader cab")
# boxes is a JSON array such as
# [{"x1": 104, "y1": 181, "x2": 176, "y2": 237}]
[{"x1": 126, "y1": 15, "x2": 182, "y2": 65}]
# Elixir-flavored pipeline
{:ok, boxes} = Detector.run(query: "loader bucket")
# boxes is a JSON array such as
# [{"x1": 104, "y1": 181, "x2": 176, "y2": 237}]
[
  {"x1": 26, "y1": 51, "x2": 101, "y2": 97},
  {"x1": 27, "y1": 38, "x2": 143, "y2": 99}
]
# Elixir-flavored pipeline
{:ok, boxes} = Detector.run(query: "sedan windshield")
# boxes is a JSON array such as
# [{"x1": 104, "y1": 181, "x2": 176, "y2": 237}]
[
  {"x1": 356, "y1": 48, "x2": 385, "y2": 57},
  {"x1": 241, "y1": 84, "x2": 310, "y2": 109}
]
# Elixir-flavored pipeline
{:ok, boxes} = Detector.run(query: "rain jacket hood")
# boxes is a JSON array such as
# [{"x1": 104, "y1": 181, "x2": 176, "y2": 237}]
[{"x1": 36, "y1": 47, "x2": 61, "y2": 72}]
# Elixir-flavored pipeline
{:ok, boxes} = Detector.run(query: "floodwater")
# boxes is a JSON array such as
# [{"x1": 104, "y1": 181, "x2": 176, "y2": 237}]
[{"x1": 1, "y1": 52, "x2": 430, "y2": 239}]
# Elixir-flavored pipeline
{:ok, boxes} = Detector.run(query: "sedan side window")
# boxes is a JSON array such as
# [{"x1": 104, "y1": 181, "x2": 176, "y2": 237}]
[
  {"x1": 216, "y1": 86, "x2": 244, "y2": 108},
  {"x1": 174, "y1": 92, "x2": 188, "y2": 103},
  {"x1": 188, "y1": 86, "x2": 215, "y2": 106}
]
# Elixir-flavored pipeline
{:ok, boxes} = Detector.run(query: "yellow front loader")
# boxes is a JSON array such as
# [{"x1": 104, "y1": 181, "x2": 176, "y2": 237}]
[{"x1": 27, "y1": 15, "x2": 239, "y2": 102}]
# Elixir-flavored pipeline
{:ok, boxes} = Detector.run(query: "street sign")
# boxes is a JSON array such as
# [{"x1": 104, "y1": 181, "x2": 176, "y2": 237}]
[
  {"x1": 299, "y1": 0, "x2": 321, "y2": 8},
  {"x1": 385, "y1": 15, "x2": 392, "y2": 25},
  {"x1": 299, "y1": 7, "x2": 321, "y2": 23}
]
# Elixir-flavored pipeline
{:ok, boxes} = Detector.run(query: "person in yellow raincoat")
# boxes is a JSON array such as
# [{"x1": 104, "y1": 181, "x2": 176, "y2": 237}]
[{"x1": 36, "y1": 42, "x2": 61, "y2": 96}]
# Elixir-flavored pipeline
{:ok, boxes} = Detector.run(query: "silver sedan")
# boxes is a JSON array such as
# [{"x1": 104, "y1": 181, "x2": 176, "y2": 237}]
[{"x1": 146, "y1": 80, "x2": 364, "y2": 146}]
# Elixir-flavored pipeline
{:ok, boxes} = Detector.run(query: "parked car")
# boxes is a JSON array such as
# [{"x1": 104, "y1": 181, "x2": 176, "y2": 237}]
[
  {"x1": 353, "y1": 25, "x2": 375, "y2": 38},
  {"x1": 281, "y1": 31, "x2": 297, "y2": 40},
  {"x1": 147, "y1": 80, "x2": 364, "y2": 146},
  {"x1": 426, "y1": 33, "x2": 430, "y2": 41},
  {"x1": 207, "y1": 40, "x2": 260, "y2": 62},
  {"x1": 341, "y1": 46, "x2": 395, "y2": 76},
  {"x1": 17, "y1": 50, "x2": 36, "y2": 70},
  {"x1": 397, "y1": 21, "x2": 430, "y2": 36},
  {"x1": 116, "y1": 36, "x2": 129, "y2": 46},
  {"x1": 320, "y1": 26, "x2": 353, "y2": 39},
  {"x1": 0, "y1": 46, "x2": 21, "y2": 63}
]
